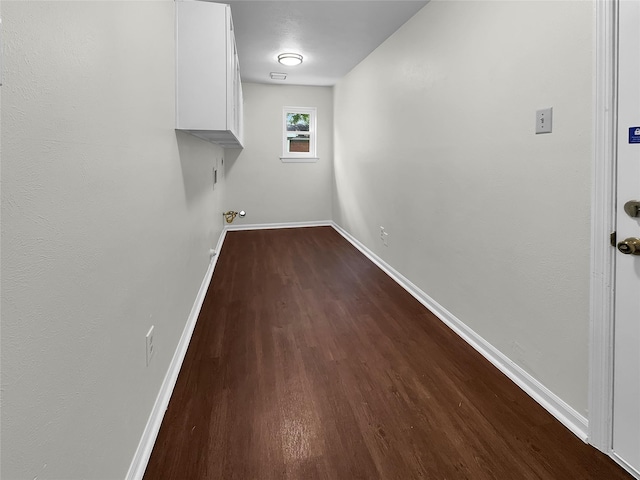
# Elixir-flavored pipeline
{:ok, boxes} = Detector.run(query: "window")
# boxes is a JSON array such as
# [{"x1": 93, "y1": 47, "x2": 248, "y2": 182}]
[{"x1": 281, "y1": 107, "x2": 317, "y2": 162}]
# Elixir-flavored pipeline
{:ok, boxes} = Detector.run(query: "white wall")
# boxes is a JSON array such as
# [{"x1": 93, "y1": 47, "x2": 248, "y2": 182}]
[
  {"x1": 1, "y1": 2, "x2": 226, "y2": 478},
  {"x1": 333, "y1": 0, "x2": 593, "y2": 415},
  {"x1": 224, "y1": 83, "x2": 333, "y2": 225}
]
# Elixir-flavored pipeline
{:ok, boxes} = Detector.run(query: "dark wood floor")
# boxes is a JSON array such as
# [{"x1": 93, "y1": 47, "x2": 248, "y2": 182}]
[{"x1": 144, "y1": 227, "x2": 630, "y2": 480}]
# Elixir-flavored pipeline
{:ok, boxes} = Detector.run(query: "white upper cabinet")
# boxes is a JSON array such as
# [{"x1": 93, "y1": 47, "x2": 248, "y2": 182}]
[{"x1": 176, "y1": 1, "x2": 244, "y2": 148}]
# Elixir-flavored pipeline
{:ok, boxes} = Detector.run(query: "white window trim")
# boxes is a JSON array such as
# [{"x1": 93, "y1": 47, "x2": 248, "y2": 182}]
[{"x1": 280, "y1": 106, "x2": 318, "y2": 162}]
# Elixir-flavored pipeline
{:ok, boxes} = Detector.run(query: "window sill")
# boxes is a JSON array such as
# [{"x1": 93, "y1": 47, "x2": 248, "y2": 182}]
[{"x1": 280, "y1": 157, "x2": 319, "y2": 163}]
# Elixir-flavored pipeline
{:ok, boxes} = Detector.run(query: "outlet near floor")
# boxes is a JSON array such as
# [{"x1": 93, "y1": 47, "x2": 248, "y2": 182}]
[
  {"x1": 380, "y1": 226, "x2": 389, "y2": 247},
  {"x1": 146, "y1": 326, "x2": 155, "y2": 366}
]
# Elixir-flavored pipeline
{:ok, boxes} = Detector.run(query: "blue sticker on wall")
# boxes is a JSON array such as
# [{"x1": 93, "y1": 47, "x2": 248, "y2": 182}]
[{"x1": 630, "y1": 127, "x2": 640, "y2": 144}]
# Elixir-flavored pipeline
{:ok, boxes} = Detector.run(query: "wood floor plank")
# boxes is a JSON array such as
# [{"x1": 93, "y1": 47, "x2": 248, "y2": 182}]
[{"x1": 144, "y1": 227, "x2": 631, "y2": 479}]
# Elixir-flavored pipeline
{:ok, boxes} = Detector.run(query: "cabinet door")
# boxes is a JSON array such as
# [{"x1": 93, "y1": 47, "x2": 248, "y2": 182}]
[
  {"x1": 226, "y1": 7, "x2": 235, "y2": 133},
  {"x1": 236, "y1": 67, "x2": 243, "y2": 144},
  {"x1": 233, "y1": 60, "x2": 242, "y2": 142},
  {"x1": 227, "y1": 21, "x2": 243, "y2": 144},
  {"x1": 176, "y1": 1, "x2": 228, "y2": 130}
]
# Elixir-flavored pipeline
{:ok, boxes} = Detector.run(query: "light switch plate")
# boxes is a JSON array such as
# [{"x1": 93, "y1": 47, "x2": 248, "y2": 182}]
[{"x1": 536, "y1": 107, "x2": 553, "y2": 134}]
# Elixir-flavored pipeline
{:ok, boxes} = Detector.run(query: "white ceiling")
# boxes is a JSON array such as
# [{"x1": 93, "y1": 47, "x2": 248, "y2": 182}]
[{"x1": 225, "y1": 1, "x2": 429, "y2": 86}]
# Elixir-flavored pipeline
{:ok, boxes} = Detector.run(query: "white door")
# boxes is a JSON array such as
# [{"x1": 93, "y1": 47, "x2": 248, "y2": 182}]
[{"x1": 612, "y1": 0, "x2": 640, "y2": 474}]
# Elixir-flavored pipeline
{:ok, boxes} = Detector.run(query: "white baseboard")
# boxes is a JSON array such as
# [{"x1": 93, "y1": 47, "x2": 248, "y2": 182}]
[
  {"x1": 125, "y1": 229, "x2": 227, "y2": 480},
  {"x1": 331, "y1": 222, "x2": 589, "y2": 442},
  {"x1": 224, "y1": 220, "x2": 332, "y2": 231},
  {"x1": 612, "y1": 452, "x2": 640, "y2": 479}
]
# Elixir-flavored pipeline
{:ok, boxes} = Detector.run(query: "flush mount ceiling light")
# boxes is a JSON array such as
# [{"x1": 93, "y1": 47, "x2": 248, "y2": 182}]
[{"x1": 277, "y1": 53, "x2": 303, "y2": 66}]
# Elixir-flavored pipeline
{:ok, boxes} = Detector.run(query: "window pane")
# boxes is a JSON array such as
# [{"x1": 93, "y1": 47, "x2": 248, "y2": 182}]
[
  {"x1": 286, "y1": 112, "x2": 311, "y2": 153},
  {"x1": 286, "y1": 113, "x2": 310, "y2": 131},
  {"x1": 288, "y1": 135, "x2": 310, "y2": 153}
]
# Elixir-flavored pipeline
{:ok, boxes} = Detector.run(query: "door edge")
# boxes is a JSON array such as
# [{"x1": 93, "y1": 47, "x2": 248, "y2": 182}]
[{"x1": 588, "y1": 0, "x2": 618, "y2": 453}]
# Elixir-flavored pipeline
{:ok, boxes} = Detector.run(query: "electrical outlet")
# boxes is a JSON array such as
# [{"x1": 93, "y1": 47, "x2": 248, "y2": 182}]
[
  {"x1": 380, "y1": 226, "x2": 389, "y2": 247},
  {"x1": 146, "y1": 326, "x2": 155, "y2": 366}
]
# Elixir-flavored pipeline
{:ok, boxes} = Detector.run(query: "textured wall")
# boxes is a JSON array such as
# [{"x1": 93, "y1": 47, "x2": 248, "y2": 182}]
[
  {"x1": 224, "y1": 83, "x2": 333, "y2": 225},
  {"x1": 1, "y1": 2, "x2": 226, "y2": 478},
  {"x1": 333, "y1": 0, "x2": 593, "y2": 415}
]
